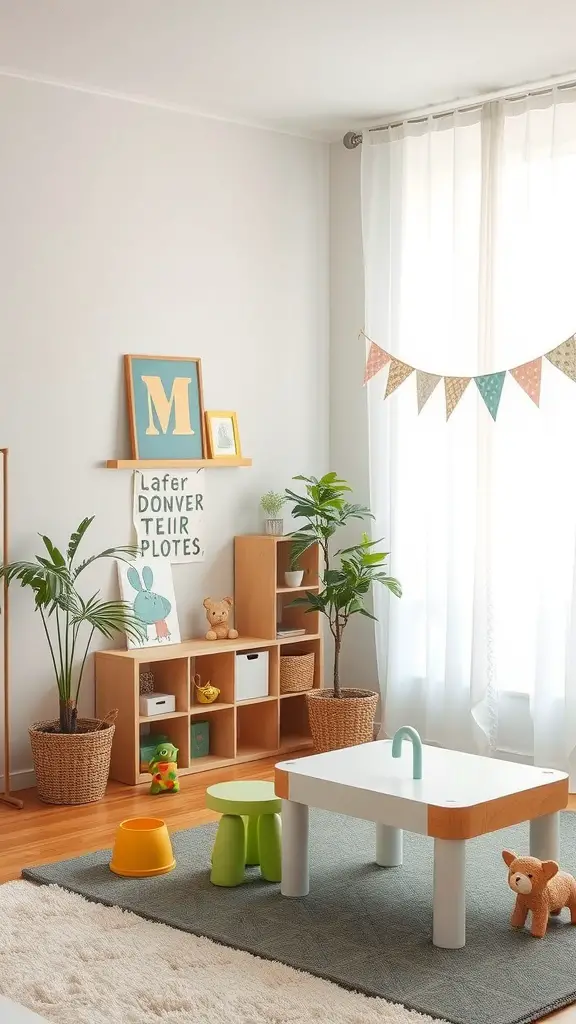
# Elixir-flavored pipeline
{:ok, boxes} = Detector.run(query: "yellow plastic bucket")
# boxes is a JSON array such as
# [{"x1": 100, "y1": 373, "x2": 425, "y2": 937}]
[{"x1": 110, "y1": 817, "x2": 175, "y2": 877}]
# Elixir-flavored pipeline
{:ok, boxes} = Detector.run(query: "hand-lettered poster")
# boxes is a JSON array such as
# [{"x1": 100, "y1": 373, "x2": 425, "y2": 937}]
[{"x1": 133, "y1": 469, "x2": 206, "y2": 562}]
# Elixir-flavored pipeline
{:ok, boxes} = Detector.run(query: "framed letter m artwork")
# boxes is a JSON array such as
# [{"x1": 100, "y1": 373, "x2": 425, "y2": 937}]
[{"x1": 125, "y1": 356, "x2": 206, "y2": 459}]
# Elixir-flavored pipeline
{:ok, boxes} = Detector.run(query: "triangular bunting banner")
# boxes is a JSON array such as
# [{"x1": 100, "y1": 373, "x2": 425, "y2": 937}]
[
  {"x1": 509, "y1": 358, "x2": 542, "y2": 406},
  {"x1": 416, "y1": 370, "x2": 442, "y2": 413},
  {"x1": 545, "y1": 334, "x2": 576, "y2": 382},
  {"x1": 363, "y1": 341, "x2": 391, "y2": 384},
  {"x1": 359, "y1": 328, "x2": 576, "y2": 421},
  {"x1": 475, "y1": 371, "x2": 506, "y2": 421},
  {"x1": 384, "y1": 358, "x2": 414, "y2": 399},
  {"x1": 445, "y1": 377, "x2": 471, "y2": 420}
]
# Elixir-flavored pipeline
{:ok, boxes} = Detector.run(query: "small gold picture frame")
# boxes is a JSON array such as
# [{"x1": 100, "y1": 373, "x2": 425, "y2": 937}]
[{"x1": 205, "y1": 411, "x2": 241, "y2": 459}]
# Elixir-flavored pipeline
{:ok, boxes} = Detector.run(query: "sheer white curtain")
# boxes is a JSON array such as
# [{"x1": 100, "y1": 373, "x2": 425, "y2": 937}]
[{"x1": 363, "y1": 90, "x2": 576, "y2": 782}]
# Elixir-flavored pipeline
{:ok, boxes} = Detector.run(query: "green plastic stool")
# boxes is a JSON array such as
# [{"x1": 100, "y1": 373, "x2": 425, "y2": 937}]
[{"x1": 206, "y1": 780, "x2": 282, "y2": 886}]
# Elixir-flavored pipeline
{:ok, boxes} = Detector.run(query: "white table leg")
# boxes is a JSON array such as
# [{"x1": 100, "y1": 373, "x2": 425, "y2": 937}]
[
  {"x1": 281, "y1": 799, "x2": 309, "y2": 897},
  {"x1": 433, "y1": 838, "x2": 466, "y2": 948},
  {"x1": 530, "y1": 812, "x2": 560, "y2": 862},
  {"x1": 376, "y1": 823, "x2": 403, "y2": 866}
]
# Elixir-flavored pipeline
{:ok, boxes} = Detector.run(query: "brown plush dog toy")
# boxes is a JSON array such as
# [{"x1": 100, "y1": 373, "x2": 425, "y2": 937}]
[{"x1": 502, "y1": 850, "x2": 576, "y2": 937}]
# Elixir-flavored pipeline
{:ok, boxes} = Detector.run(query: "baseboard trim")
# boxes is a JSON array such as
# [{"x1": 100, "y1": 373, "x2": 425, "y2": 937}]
[{"x1": 0, "y1": 769, "x2": 36, "y2": 792}]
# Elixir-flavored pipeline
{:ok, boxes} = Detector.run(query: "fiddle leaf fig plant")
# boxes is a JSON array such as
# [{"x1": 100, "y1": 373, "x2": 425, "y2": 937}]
[
  {"x1": 285, "y1": 473, "x2": 402, "y2": 697},
  {"x1": 0, "y1": 516, "x2": 146, "y2": 733}
]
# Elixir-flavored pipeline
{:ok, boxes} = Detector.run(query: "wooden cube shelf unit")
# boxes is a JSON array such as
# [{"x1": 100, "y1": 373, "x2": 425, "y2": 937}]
[
  {"x1": 280, "y1": 693, "x2": 312, "y2": 751},
  {"x1": 94, "y1": 535, "x2": 323, "y2": 786},
  {"x1": 234, "y1": 534, "x2": 321, "y2": 640},
  {"x1": 95, "y1": 635, "x2": 321, "y2": 786}
]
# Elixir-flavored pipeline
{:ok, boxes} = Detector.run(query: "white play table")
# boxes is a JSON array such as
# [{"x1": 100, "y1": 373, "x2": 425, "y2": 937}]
[{"x1": 275, "y1": 741, "x2": 568, "y2": 948}]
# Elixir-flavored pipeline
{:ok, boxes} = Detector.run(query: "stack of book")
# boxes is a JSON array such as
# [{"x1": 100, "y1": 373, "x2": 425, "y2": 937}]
[{"x1": 276, "y1": 623, "x2": 306, "y2": 638}]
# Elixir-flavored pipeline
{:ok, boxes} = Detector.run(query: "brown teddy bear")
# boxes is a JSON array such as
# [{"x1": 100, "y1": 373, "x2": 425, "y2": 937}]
[
  {"x1": 502, "y1": 849, "x2": 576, "y2": 937},
  {"x1": 203, "y1": 596, "x2": 239, "y2": 641}
]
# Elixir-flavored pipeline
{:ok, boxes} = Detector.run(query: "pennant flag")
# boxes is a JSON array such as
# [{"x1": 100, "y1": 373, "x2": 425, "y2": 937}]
[
  {"x1": 416, "y1": 370, "x2": 442, "y2": 413},
  {"x1": 363, "y1": 341, "x2": 391, "y2": 384},
  {"x1": 384, "y1": 358, "x2": 414, "y2": 399},
  {"x1": 445, "y1": 376, "x2": 471, "y2": 420},
  {"x1": 475, "y1": 371, "x2": 506, "y2": 421},
  {"x1": 509, "y1": 358, "x2": 542, "y2": 406},
  {"x1": 545, "y1": 334, "x2": 576, "y2": 382}
]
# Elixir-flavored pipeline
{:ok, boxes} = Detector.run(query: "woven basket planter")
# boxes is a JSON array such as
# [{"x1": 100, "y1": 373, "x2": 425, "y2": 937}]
[
  {"x1": 305, "y1": 688, "x2": 378, "y2": 752},
  {"x1": 280, "y1": 652, "x2": 315, "y2": 693},
  {"x1": 29, "y1": 713, "x2": 117, "y2": 805}
]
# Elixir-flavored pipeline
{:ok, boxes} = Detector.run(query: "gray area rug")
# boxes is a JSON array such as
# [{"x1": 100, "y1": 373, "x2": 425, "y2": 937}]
[{"x1": 24, "y1": 810, "x2": 576, "y2": 1024}]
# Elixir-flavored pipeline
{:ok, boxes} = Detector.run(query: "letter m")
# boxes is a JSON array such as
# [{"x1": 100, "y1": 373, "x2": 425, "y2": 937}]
[{"x1": 141, "y1": 376, "x2": 194, "y2": 436}]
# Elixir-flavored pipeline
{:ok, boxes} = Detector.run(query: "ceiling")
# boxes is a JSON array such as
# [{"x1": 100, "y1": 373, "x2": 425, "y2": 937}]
[{"x1": 2, "y1": 0, "x2": 576, "y2": 139}]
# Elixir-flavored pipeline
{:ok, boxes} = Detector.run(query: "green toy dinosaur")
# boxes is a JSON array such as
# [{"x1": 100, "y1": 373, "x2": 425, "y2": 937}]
[{"x1": 148, "y1": 741, "x2": 180, "y2": 794}]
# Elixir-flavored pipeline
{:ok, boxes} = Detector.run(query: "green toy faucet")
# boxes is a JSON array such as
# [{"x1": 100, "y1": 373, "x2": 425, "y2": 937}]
[{"x1": 392, "y1": 726, "x2": 423, "y2": 779}]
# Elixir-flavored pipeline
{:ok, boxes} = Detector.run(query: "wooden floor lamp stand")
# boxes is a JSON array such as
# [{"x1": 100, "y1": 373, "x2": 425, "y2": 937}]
[{"x1": 1, "y1": 449, "x2": 23, "y2": 810}]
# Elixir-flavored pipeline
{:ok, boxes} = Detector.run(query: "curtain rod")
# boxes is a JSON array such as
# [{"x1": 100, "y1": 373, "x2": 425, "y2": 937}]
[{"x1": 342, "y1": 70, "x2": 576, "y2": 148}]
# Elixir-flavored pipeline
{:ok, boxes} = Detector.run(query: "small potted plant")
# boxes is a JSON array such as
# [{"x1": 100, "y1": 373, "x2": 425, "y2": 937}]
[
  {"x1": 284, "y1": 545, "x2": 304, "y2": 588},
  {"x1": 0, "y1": 517, "x2": 145, "y2": 804},
  {"x1": 260, "y1": 490, "x2": 286, "y2": 535},
  {"x1": 285, "y1": 473, "x2": 402, "y2": 752}
]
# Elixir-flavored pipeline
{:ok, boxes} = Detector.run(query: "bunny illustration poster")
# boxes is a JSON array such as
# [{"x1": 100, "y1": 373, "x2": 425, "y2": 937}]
[{"x1": 117, "y1": 558, "x2": 181, "y2": 649}]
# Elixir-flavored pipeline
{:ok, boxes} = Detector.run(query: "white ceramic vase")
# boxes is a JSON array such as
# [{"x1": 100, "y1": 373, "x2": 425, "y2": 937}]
[
  {"x1": 284, "y1": 570, "x2": 304, "y2": 587},
  {"x1": 265, "y1": 518, "x2": 283, "y2": 536}
]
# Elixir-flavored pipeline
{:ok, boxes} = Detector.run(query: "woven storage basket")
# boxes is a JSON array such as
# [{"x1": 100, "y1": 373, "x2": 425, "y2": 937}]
[
  {"x1": 305, "y1": 689, "x2": 378, "y2": 752},
  {"x1": 29, "y1": 712, "x2": 117, "y2": 805},
  {"x1": 280, "y1": 652, "x2": 315, "y2": 693},
  {"x1": 139, "y1": 669, "x2": 155, "y2": 695}
]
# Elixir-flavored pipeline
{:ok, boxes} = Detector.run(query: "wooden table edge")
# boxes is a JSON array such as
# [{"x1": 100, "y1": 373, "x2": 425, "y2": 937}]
[
  {"x1": 275, "y1": 766, "x2": 569, "y2": 843},
  {"x1": 427, "y1": 777, "x2": 569, "y2": 840},
  {"x1": 275, "y1": 766, "x2": 290, "y2": 799}
]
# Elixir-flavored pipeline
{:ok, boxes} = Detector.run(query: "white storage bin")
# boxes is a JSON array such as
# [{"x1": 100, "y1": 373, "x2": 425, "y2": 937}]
[
  {"x1": 139, "y1": 692, "x2": 176, "y2": 716},
  {"x1": 235, "y1": 650, "x2": 269, "y2": 701}
]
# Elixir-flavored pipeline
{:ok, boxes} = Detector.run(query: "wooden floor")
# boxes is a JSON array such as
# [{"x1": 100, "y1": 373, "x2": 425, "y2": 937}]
[
  {"x1": 0, "y1": 756, "x2": 280, "y2": 885},
  {"x1": 1, "y1": 764, "x2": 576, "y2": 1022}
]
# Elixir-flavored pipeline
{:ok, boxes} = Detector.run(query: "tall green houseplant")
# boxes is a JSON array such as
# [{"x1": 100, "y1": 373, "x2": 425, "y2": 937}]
[
  {"x1": 0, "y1": 516, "x2": 145, "y2": 733},
  {"x1": 286, "y1": 473, "x2": 401, "y2": 697}
]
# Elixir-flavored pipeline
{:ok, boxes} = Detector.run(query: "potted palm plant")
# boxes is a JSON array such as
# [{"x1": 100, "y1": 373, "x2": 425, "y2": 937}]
[
  {"x1": 285, "y1": 473, "x2": 402, "y2": 752},
  {"x1": 0, "y1": 517, "x2": 145, "y2": 804}
]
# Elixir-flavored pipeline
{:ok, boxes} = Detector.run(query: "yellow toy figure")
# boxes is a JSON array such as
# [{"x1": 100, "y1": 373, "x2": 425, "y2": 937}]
[
  {"x1": 149, "y1": 742, "x2": 180, "y2": 795},
  {"x1": 194, "y1": 672, "x2": 220, "y2": 704}
]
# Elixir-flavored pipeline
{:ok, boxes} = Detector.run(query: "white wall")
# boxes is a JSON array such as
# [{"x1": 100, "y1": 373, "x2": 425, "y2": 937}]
[
  {"x1": 329, "y1": 142, "x2": 379, "y2": 695},
  {"x1": 0, "y1": 75, "x2": 329, "y2": 783}
]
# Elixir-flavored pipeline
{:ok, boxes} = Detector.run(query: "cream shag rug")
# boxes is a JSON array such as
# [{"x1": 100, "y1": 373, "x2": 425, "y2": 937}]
[{"x1": 0, "y1": 881, "x2": 445, "y2": 1024}]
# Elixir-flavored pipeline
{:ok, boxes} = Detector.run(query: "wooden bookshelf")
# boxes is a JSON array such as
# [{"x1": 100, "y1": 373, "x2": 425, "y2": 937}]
[
  {"x1": 234, "y1": 534, "x2": 321, "y2": 639},
  {"x1": 95, "y1": 536, "x2": 323, "y2": 786}
]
